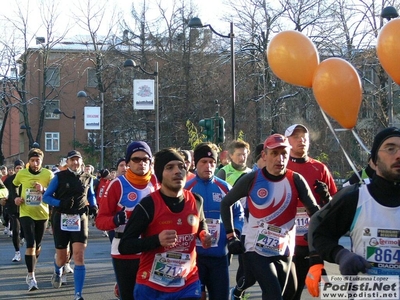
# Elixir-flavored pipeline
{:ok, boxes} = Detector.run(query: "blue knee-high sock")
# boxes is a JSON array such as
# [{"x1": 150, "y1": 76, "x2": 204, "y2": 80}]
[{"x1": 74, "y1": 265, "x2": 86, "y2": 296}]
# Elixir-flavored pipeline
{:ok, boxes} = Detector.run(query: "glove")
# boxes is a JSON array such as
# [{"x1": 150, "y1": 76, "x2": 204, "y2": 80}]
[
  {"x1": 306, "y1": 264, "x2": 326, "y2": 297},
  {"x1": 59, "y1": 197, "x2": 74, "y2": 210},
  {"x1": 314, "y1": 180, "x2": 330, "y2": 205},
  {"x1": 335, "y1": 248, "x2": 371, "y2": 275},
  {"x1": 227, "y1": 236, "x2": 245, "y2": 254},
  {"x1": 113, "y1": 207, "x2": 126, "y2": 227},
  {"x1": 89, "y1": 205, "x2": 98, "y2": 217}
]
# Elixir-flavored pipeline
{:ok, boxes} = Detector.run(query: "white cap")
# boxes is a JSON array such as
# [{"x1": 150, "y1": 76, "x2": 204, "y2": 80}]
[{"x1": 284, "y1": 124, "x2": 309, "y2": 137}]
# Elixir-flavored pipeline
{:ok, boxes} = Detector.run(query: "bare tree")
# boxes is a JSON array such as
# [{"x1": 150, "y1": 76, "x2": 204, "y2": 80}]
[{"x1": 0, "y1": 0, "x2": 70, "y2": 163}]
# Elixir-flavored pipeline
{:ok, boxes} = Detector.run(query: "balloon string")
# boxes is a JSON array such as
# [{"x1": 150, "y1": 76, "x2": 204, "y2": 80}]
[
  {"x1": 351, "y1": 129, "x2": 371, "y2": 154},
  {"x1": 319, "y1": 107, "x2": 363, "y2": 183}
]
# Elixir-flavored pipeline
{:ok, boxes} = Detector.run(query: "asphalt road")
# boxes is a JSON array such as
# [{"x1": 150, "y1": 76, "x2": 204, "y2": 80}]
[{"x1": 0, "y1": 223, "x2": 348, "y2": 300}]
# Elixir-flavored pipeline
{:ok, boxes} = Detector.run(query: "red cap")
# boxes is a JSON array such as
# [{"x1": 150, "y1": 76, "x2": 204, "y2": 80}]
[{"x1": 263, "y1": 134, "x2": 292, "y2": 149}]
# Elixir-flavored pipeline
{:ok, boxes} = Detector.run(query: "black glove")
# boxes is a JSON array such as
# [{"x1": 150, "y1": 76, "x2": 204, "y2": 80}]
[
  {"x1": 227, "y1": 236, "x2": 245, "y2": 254},
  {"x1": 89, "y1": 205, "x2": 98, "y2": 217},
  {"x1": 314, "y1": 180, "x2": 330, "y2": 205},
  {"x1": 59, "y1": 197, "x2": 74, "y2": 210},
  {"x1": 113, "y1": 207, "x2": 126, "y2": 227},
  {"x1": 335, "y1": 248, "x2": 371, "y2": 275}
]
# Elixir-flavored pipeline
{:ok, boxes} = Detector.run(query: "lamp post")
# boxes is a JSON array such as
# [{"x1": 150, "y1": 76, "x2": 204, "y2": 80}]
[
  {"x1": 53, "y1": 108, "x2": 76, "y2": 149},
  {"x1": 77, "y1": 90, "x2": 104, "y2": 169},
  {"x1": 188, "y1": 17, "x2": 236, "y2": 140},
  {"x1": 123, "y1": 59, "x2": 159, "y2": 152},
  {"x1": 381, "y1": 6, "x2": 399, "y2": 127}
]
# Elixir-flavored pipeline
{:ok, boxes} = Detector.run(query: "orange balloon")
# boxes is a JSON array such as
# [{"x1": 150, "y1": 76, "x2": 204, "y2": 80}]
[
  {"x1": 312, "y1": 58, "x2": 362, "y2": 129},
  {"x1": 266, "y1": 30, "x2": 319, "y2": 88},
  {"x1": 377, "y1": 19, "x2": 400, "y2": 85}
]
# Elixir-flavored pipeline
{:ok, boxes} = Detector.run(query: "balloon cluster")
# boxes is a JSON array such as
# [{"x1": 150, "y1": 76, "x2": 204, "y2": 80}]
[{"x1": 266, "y1": 30, "x2": 362, "y2": 129}]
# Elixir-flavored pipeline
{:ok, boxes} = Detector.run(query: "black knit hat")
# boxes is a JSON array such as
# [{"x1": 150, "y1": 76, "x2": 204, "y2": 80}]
[
  {"x1": 116, "y1": 157, "x2": 125, "y2": 169},
  {"x1": 254, "y1": 143, "x2": 264, "y2": 163},
  {"x1": 100, "y1": 169, "x2": 110, "y2": 178},
  {"x1": 370, "y1": 127, "x2": 400, "y2": 164},
  {"x1": 193, "y1": 143, "x2": 218, "y2": 166},
  {"x1": 14, "y1": 159, "x2": 25, "y2": 168},
  {"x1": 154, "y1": 148, "x2": 185, "y2": 183}
]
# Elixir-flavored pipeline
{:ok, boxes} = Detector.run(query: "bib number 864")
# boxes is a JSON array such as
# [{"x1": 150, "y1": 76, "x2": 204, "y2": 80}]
[{"x1": 373, "y1": 248, "x2": 400, "y2": 263}]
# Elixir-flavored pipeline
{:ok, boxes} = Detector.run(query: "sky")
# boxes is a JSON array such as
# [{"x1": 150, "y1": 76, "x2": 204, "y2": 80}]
[{"x1": 2, "y1": 0, "x2": 230, "y2": 43}]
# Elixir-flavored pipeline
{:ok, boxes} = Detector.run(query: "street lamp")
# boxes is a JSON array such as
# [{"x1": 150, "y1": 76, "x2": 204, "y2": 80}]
[
  {"x1": 53, "y1": 108, "x2": 76, "y2": 149},
  {"x1": 123, "y1": 59, "x2": 159, "y2": 152},
  {"x1": 188, "y1": 17, "x2": 236, "y2": 140},
  {"x1": 381, "y1": 6, "x2": 399, "y2": 127},
  {"x1": 77, "y1": 90, "x2": 104, "y2": 169}
]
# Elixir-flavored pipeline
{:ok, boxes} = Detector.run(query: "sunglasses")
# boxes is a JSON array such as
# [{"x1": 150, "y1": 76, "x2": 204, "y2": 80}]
[{"x1": 130, "y1": 157, "x2": 151, "y2": 163}]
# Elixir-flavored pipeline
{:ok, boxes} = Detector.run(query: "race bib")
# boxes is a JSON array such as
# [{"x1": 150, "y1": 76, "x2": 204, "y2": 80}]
[
  {"x1": 25, "y1": 189, "x2": 42, "y2": 206},
  {"x1": 196, "y1": 218, "x2": 221, "y2": 247},
  {"x1": 294, "y1": 207, "x2": 309, "y2": 237},
  {"x1": 362, "y1": 227, "x2": 400, "y2": 275},
  {"x1": 61, "y1": 214, "x2": 81, "y2": 231},
  {"x1": 149, "y1": 252, "x2": 192, "y2": 287},
  {"x1": 254, "y1": 222, "x2": 288, "y2": 256}
]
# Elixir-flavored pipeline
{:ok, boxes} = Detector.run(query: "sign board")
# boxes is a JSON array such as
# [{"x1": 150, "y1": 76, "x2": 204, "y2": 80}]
[
  {"x1": 133, "y1": 79, "x2": 155, "y2": 110},
  {"x1": 84, "y1": 106, "x2": 101, "y2": 130}
]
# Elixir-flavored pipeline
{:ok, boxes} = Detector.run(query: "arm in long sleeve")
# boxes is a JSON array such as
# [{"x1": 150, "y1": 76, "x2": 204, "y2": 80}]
[
  {"x1": 311, "y1": 186, "x2": 359, "y2": 262},
  {"x1": 193, "y1": 193, "x2": 208, "y2": 235},
  {"x1": 118, "y1": 196, "x2": 160, "y2": 254},
  {"x1": 294, "y1": 172, "x2": 319, "y2": 216},
  {"x1": 87, "y1": 177, "x2": 97, "y2": 207},
  {"x1": 96, "y1": 180, "x2": 122, "y2": 231},
  {"x1": 43, "y1": 176, "x2": 62, "y2": 207},
  {"x1": 232, "y1": 201, "x2": 244, "y2": 234},
  {"x1": 321, "y1": 166, "x2": 338, "y2": 196},
  {"x1": 220, "y1": 172, "x2": 255, "y2": 235}
]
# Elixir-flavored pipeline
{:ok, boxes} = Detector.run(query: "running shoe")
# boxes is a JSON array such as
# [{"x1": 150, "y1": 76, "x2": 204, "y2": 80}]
[
  {"x1": 20, "y1": 237, "x2": 25, "y2": 247},
  {"x1": 61, "y1": 273, "x2": 67, "y2": 285},
  {"x1": 64, "y1": 262, "x2": 74, "y2": 273},
  {"x1": 74, "y1": 293, "x2": 84, "y2": 300},
  {"x1": 26, "y1": 275, "x2": 38, "y2": 291},
  {"x1": 51, "y1": 273, "x2": 62, "y2": 288},
  {"x1": 12, "y1": 251, "x2": 21, "y2": 262},
  {"x1": 102, "y1": 231, "x2": 109, "y2": 237},
  {"x1": 3, "y1": 226, "x2": 9, "y2": 235}
]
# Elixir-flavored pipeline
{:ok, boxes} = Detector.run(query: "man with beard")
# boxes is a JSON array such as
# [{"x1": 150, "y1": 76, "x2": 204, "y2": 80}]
[
  {"x1": 216, "y1": 140, "x2": 252, "y2": 186},
  {"x1": 308, "y1": 127, "x2": 400, "y2": 296},
  {"x1": 13, "y1": 148, "x2": 54, "y2": 291},
  {"x1": 119, "y1": 148, "x2": 212, "y2": 300},
  {"x1": 96, "y1": 141, "x2": 158, "y2": 300}
]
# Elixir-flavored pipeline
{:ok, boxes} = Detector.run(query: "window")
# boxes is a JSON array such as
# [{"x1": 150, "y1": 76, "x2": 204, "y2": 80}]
[
  {"x1": 45, "y1": 100, "x2": 60, "y2": 119},
  {"x1": 45, "y1": 132, "x2": 60, "y2": 151},
  {"x1": 87, "y1": 68, "x2": 98, "y2": 88},
  {"x1": 45, "y1": 67, "x2": 60, "y2": 87}
]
